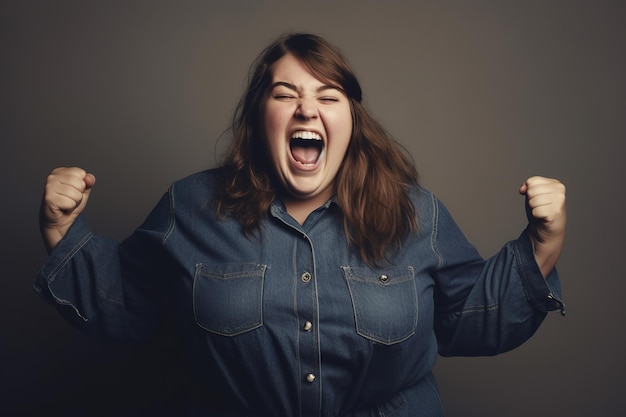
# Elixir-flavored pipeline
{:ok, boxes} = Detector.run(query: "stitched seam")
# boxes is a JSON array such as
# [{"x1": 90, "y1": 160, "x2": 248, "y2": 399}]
[
  {"x1": 430, "y1": 194, "x2": 444, "y2": 269},
  {"x1": 47, "y1": 231, "x2": 94, "y2": 283},
  {"x1": 162, "y1": 185, "x2": 176, "y2": 243}
]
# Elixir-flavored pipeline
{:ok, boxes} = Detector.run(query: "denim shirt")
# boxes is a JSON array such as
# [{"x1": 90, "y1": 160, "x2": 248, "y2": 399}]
[{"x1": 34, "y1": 168, "x2": 564, "y2": 417}]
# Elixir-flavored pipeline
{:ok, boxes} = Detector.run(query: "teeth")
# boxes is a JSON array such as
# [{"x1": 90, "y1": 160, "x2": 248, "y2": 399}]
[{"x1": 292, "y1": 131, "x2": 322, "y2": 140}]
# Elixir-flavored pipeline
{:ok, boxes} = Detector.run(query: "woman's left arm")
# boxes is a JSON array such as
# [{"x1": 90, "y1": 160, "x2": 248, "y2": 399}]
[{"x1": 519, "y1": 176, "x2": 567, "y2": 278}]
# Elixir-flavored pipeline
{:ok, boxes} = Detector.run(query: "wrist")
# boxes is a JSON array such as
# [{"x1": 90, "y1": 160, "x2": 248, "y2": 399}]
[{"x1": 530, "y1": 231, "x2": 565, "y2": 278}]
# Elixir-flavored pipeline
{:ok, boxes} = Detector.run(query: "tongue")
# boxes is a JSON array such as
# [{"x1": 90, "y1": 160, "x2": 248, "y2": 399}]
[{"x1": 292, "y1": 146, "x2": 320, "y2": 165}]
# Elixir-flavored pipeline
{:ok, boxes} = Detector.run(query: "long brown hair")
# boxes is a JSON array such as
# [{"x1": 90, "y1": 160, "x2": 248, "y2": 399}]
[{"x1": 215, "y1": 33, "x2": 418, "y2": 265}]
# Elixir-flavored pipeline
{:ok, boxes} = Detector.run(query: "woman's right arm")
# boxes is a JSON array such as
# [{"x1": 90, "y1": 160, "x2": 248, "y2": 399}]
[{"x1": 35, "y1": 167, "x2": 172, "y2": 341}]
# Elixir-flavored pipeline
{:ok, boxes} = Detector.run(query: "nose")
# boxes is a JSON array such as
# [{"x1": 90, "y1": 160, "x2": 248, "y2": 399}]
[{"x1": 295, "y1": 98, "x2": 318, "y2": 120}]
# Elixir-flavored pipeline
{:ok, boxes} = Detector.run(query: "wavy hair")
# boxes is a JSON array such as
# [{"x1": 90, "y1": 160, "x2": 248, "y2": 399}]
[{"x1": 215, "y1": 33, "x2": 419, "y2": 265}]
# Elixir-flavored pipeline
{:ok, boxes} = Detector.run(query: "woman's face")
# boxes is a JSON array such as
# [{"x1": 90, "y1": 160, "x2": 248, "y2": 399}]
[{"x1": 261, "y1": 53, "x2": 353, "y2": 205}]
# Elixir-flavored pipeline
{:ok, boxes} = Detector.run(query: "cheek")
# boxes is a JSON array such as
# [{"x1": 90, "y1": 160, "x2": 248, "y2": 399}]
[
  {"x1": 263, "y1": 106, "x2": 289, "y2": 141},
  {"x1": 262, "y1": 115, "x2": 290, "y2": 168},
  {"x1": 328, "y1": 111, "x2": 353, "y2": 149}
]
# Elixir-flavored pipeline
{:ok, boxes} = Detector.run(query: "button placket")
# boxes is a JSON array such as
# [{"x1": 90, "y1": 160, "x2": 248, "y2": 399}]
[{"x1": 294, "y1": 234, "x2": 320, "y2": 416}]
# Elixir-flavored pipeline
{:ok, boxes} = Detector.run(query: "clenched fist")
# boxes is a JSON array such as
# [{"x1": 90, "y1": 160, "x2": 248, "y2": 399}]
[
  {"x1": 40, "y1": 167, "x2": 96, "y2": 252},
  {"x1": 519, "y1": 176, "x2": 567, "y2": 277}
]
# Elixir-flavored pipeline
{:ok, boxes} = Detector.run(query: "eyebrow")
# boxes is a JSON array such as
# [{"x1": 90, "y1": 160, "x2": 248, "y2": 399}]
[{"x1": 270, "y1": 81, "x2": 342, "y2": 93}]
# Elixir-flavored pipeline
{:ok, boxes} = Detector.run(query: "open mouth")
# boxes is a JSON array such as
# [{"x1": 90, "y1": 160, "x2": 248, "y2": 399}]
[{"x1": 290, "y1": 131, "x2": 324, "y2": 166}]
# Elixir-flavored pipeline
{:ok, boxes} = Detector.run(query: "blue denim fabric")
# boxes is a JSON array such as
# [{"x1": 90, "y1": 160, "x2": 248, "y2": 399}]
[{"x1": 34, "y1": 168, "x2": 563, "y2": 417}]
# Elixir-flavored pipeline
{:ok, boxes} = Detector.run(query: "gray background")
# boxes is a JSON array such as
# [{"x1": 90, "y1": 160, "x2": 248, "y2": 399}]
[{"x1": 2, "y1": 1, "x2": 625, "y2": 415}]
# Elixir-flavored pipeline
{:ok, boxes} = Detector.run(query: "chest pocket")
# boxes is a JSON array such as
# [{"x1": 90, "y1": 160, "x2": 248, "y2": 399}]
[
  {"x1": 193, "y1": 263, "x2": 267, "y2": 336},
  {"x1": 342, "y1": 265, "x2": 417, "y2": 345}
]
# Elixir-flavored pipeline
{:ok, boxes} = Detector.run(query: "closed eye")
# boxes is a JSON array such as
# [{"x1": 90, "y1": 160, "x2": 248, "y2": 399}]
[{"x1": 273, "y1": 94, "x2": 296, "y2": 101}]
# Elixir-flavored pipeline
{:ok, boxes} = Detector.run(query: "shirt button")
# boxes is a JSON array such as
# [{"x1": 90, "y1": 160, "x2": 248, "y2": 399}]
[
  {"x1": 306, "y1": 373, "x2": 316, "y2": 383},
  {"x1": 301, "y1": 272, "x2": 312, "y2": 283},
  {"x1": 303, "y1": 321, "x2": 312, "y2": 331},
  {"x1": 379, "y1": 274, "x2": 389, "y2": 283}
]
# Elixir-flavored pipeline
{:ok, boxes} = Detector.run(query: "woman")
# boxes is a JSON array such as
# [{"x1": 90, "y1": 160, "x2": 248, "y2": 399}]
[{"x1": 36, "y1": 33, "x2": 566, "y2": 416}]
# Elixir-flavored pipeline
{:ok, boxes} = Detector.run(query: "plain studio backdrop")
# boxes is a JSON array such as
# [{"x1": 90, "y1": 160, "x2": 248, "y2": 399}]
[{"x1": 1, "y1": 1, "x2": 624, "y2": 416}]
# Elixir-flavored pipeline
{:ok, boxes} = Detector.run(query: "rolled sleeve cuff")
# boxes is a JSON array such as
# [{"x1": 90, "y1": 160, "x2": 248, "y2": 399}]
[
  {"x1": 514, "y1": 229, "x2": 565, "y2": 315},
  {"x1": 33, "y1": 215, "x2": 94, "y2": 297}
]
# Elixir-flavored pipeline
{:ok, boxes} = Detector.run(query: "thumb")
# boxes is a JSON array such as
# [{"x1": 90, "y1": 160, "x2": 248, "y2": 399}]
[
  {"x1": 76, "y1": 173, "x2": 96, "y2": 210},
  {"x1": 519, "y1": 180, "x2": 528, "y2": 195},
  {"x1": 84, "y1": 173, "x2": 96, "y2": 190}
]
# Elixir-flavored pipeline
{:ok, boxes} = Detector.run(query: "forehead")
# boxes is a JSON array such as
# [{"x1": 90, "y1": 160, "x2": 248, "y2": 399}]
[{"x1": 270, "y1": 54, "x2": 338, "y2": 89}]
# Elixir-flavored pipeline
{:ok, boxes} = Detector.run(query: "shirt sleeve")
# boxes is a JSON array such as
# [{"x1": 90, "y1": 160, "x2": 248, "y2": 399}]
[
  {"x1": 33, "y1": 190, "x2": 176, "y2": 341},
  {"x1": 431, "y1": 196, "x2": 564, "y2": 357}
]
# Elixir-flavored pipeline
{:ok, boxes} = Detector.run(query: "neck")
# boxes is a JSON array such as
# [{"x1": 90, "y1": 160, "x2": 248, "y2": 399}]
[{"x1": 282, "y1": 192, "x2": 332, "y2": 225}]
